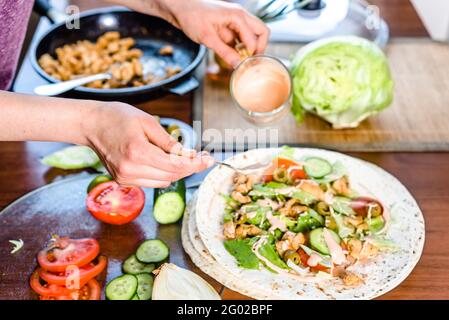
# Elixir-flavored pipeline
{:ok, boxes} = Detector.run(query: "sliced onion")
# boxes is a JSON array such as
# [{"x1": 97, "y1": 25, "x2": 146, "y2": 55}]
[{"x1": 152, "y1": 263, "x2": 221, "y2": 300}]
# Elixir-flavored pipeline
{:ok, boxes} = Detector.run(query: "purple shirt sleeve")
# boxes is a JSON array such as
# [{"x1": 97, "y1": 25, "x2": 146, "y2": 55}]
[{"x1": 0, "y1": 0, "x2": 34, "y2": 90}]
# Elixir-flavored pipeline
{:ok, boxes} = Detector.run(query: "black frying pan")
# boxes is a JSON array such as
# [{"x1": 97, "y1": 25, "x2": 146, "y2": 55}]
[{"x1": 31, "y1": 3, "x2": 206, "y2": 101}]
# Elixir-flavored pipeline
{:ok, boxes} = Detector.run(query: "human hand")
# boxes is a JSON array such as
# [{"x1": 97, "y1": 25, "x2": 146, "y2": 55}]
[
  {"x1": 84, "y1": 102, "x2": 214, "y2": 188},
  {"x1": 153, "y1": 0, "x2": 270, "y2": 67},
  {"x1": 113, "y1": 0, "x2": 269, "y2": 66}
]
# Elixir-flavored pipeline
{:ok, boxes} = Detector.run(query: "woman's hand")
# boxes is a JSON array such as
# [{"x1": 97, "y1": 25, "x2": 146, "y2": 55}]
[
  {"x1": 84, "y1": 102, "x2": 214, "y2": 188},
  {"x1": 168, "y1": 0, "x2": 269, "y2": 66},
  {"x1": 120, "y1": 0, "x2": 270, "y2": 67}
]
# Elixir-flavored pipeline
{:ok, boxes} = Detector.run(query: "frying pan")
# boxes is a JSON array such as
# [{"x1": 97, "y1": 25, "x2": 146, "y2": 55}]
[{"x1": 31, "y1": 2, "x2": 206, "y2": 101}]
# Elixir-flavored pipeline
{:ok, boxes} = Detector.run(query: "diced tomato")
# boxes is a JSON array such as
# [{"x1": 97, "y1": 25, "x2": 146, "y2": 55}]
[
  {"x1": 39, "y1": 256, "x2": 107, "y2": 287},
  {"x1": 263, "y1": 157, "x2": 307, "y2": 182},
  {"x1": 86, "y1": 181, "x2": 145, "y2": 225},
  {"x1": 37, "y1": 238, "x2": 100, "y2": 273},
  {"x1": 297, "y1": 248, "x2": 331, "y2": 273}
]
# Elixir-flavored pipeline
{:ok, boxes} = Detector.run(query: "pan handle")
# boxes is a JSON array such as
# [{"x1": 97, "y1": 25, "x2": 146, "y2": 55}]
[
  {"x1": 33, "y1": 0, "x2": 68, "y2": 24},
  {"x1": 167, "y1": 77, "x2": 200, "y2": 96}
]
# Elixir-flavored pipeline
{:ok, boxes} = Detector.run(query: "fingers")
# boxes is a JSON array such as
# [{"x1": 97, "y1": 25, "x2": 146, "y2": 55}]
[
  {"x1": 117, "y1": 178, "x2": 172, "y2": 189},
  {"x1": 245, "y1": 15, "x2": 270, "y2": 54},
  {"x1": 142, "y1": 116, "x2": 196, "y2": 157},
  {"x1": 203, "y1": 32, "x2": 242, "y2": 67},
  {"x1": 114, "y1": 153, "x2": 214, "y2": 188},
  {"x1": 227, "y1": 16, "x2": 258, "y2": 56},
  {"x1": 211, "y1": 9, "x2": 269, "y2": 66},
  {"x1": 117, "y1": 162, "x2": 194, "y2": 183},
  {"x1": 218, "y1": 28, "x2": 236, "y2": 45},
  {"x1": 115, "y1": 137, "x2": 214, "y2": 184}
]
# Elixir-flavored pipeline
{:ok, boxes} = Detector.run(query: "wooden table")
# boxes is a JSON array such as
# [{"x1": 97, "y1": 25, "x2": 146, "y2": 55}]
[{"x1": 2, "y1": 1, "x2": 448, "y2": 299}]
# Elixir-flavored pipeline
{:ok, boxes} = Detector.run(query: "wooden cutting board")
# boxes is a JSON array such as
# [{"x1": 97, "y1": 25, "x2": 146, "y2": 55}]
[
  {"x1": 0, "y1": 175, "x2": 222, "y2": 300},
  {"x1": 193, "y1": 38, "x2": 449, "y2": 151}
]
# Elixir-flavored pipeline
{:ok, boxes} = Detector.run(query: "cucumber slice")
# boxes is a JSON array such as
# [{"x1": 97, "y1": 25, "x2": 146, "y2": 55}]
[
  {"x1": 153, "y1": 180, "x2": 186, "y2": 224},
  {"x1": 308, "y1": 208, "x2": 325, "y2": 226},
  {"x1": 136, "y1": 273, "x2": 154, "y2": 300},
  {"x1": 309, "y1": 228, "x2": 341, "y2": 255},
  {"x1": 41, "y1": 146, "x2": 100, "y2": 170},
  {"x1": 153, "y1": 193, "x2": 185, "y2": 224},
  {"x1": 304, "y1": 157, "x2": 332, "y2": 178},
  {"x1": 131, "y1": 294, "x2": 140, "y2": 300},
  {"x1": 136, "y1": 239, "x2": 169, "y2": 263},
  {"x1": 105, "y1": 274, "x2": 138, "y2": 300},
  {"x1": 122, "y1": 254, "x2": 155, "y2": 275},
  {"x1": 87, "y1": 174, "x2": 112, "y2": 193}
]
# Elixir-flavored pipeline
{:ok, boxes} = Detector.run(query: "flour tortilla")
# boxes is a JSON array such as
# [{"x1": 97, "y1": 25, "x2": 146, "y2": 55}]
[
  {"x1": 194, "y1": 148, "x2": 425, "y2": 300},
  {"x1": 181, "y1": 193, "x2": 278, "y2": 299}
]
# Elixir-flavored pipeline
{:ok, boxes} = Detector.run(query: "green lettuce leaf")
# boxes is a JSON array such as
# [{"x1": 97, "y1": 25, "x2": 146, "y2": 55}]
[
  {"x1": 291, "y1": 36, "x2": 394, "y2": 128},
  {"x1": 224, "y1": 239, "x2": 260, "y2": 269},
  {"x1": 258, "y1": 243, "x2": 288, "y2": 270}
]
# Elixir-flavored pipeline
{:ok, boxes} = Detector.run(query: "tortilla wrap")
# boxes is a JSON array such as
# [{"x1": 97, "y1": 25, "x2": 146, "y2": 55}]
[
  {"x1": 194, "y1": 148, "x2": 425, "y2": 300},
  {"x1": 181, "y1": 193, "x2": 278, "y2": 299}
]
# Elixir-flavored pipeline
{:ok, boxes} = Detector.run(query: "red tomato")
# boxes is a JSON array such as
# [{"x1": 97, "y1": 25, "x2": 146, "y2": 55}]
[
  {"x1": 39, "y1": 256, "x2": 107, "y2": 287},
  {"x1": 39, "y1": 279, "x2": 101, "y2": 300},
  {"x1": 297, "y1": 248, "x2": 331, "y2": 273},
  {"x1": 263, "y1": 157, "x2": 307, "y2": 182},
  {"x1": 37, "y1": 238, "x2": 100, "y2": 273},
  {"x1": 30, "y1": 270, "x2": 74, "y2": 297},
  {"x1": 86, "y1": 181, "x2": 145, "y2": 225}
]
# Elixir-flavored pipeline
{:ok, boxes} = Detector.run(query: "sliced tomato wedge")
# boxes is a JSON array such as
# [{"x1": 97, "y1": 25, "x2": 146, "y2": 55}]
[
  {"x1": 37, "y1": 237, "x2": 100, "y2": 272},
  {"x1": 297, "y1": 248, "x2": 331, "y2": 273},
  {"x1": 263, "y1": 157, "x2": 307, "y2": 182},
  {"x1": 30, "y1": 270, "x2": 74, "y2": 297},
  {"x1": 86, "y1": 181, "x2": 145, "y2": 225},
  {"x1": 39, "y1": 256, "x2": 107, "y2": 287},
  {"x1": 39, "y1": 279, "x2": 101, "y2": 300}
]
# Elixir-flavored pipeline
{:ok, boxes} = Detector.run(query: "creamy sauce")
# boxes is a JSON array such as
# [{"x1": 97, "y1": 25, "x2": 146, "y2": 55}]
[
  {"x1": 257, "y1": 199, "x2": 280, "y2": 211},
  {"x1": 287, "y1": 165, "x2": 303, "y2": 175},
  {"x1": 274, "y1": 187, "x2": 296, "y2": 196},
  {"x1": 232, "y1": 58, "x2": 291, "y2": 113},
  {"x1": 307, "y1": 253, "x2": 323, "y2": 267},
  {"x1": 366, "y1": 203, "x2": 377, "y2": 219},
  {"x1": 323, "y1": 228, "x2": 346, "y2": 265},
  {"x1": 324, "y1": 192, "x2": 334, "y2": 205},
  {"x1": 246, "y1": 211, "x2": 258, "y2": 219},
  {"x1": 266, "y1": 211, "x2": 287, "y2": 233}
]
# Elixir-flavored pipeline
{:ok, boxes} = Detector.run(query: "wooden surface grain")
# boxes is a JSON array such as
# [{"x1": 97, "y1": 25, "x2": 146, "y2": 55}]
[{"x1": 2, "y1": 0, "x2": 448, "y2": 300}]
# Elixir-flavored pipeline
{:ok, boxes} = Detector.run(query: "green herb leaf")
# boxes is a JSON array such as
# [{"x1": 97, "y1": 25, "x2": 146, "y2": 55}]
[
  {"x1": 258, "y1": 243, "x2": 288, "y2": 270},
  {"x1": 224, "y1": 239, "x2": 260, "y2": 269}
]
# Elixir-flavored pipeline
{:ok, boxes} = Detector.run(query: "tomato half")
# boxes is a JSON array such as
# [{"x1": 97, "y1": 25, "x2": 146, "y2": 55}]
[
  {"x1": 30, "y1": 270, "x2": 74, "y2": 297},
  {"x1": 39, "y1": 279, "x2": 101, "y2": 300},
  {"x1": 263, "y1": 157, "x2": 307, "y2": 182},
  {"x1": 39, "y1": 256, "x2": 107, "y2": 287},
  {"x1": 86, "y1": 181, "x2": 145, "y2": 225},
  {"x1": 37, "y1": 238, "x2": 100, "y2": 272}
]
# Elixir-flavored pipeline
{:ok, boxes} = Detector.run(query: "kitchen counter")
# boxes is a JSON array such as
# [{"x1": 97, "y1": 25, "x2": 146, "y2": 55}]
[{"x1": 1, "y1": 0, "x2": 448, "y2": 299}]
